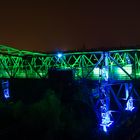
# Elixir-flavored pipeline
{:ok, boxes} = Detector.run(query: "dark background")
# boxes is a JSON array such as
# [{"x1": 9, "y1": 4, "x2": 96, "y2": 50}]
[{"x1": 0, "y1": 0, "x2": 140, "y2": 52}]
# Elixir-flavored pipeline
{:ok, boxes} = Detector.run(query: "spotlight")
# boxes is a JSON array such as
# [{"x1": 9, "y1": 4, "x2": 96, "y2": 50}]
[
  {"x1": 57, "y1": 53, "x2": 62, "y2": 58},
  {"x1": 125, "y1": 97, "x2": 135, "y2": 111}
]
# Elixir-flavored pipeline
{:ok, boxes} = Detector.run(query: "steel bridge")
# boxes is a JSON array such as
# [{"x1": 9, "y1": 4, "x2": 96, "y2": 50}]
[
  {"x1": 0, "y1": 45, "x2": 140, "y2": 80},
  {"x1": 0, "y1": 45, "x2": 140, "y2": 132}
]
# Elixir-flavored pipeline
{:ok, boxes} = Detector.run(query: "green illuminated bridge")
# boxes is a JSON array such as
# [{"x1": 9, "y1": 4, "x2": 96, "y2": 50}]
[{"x1": 0, "y1": 45, "x2": 140, "y2": 81}]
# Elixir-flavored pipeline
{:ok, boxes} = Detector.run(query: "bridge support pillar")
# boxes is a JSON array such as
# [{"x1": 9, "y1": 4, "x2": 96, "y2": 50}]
[{"x1": 125, "y1": 83, "x2": 135, "y2": 111}]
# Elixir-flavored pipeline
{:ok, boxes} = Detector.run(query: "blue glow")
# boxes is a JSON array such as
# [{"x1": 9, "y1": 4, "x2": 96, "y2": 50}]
[
  {"x1": 57, "y1": 53, "x2": 62, "y2": 58},
  {"x1": 126, "y1": 55, "x2": 131, "y2": 64},
  {"x1": 102, "y1": 67, "x2": 108, "y2": 81},
  {"x1": 125, "y1": 97, "x2": 135, "y2": 111},
  {"x1": 4, "y1": 89, "x2": 10, "y2": 99},
  {"x1": 103, "y1": 125, "x2": 107, "y2": 132},
  {"x1": 2, "y1": 80, "x2": 10, "y2": 99},
  {"x1": 100, "y1": 105, "x2": 113, "y2": 132},
  {"x1": 125, "y1": 84, "x2": 129, "y2": 99}
]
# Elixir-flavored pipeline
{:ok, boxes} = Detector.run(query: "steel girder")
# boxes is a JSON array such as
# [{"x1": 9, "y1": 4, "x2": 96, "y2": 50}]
[
  {"x1": 0, "y1": 45, "x2": 140, "y2": 80},
  {"x1": 1, "y1": 45, "x2": 140, "y2": 132}
]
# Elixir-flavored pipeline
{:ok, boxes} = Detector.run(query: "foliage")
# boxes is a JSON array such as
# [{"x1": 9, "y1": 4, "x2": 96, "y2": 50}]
[{"x1": 0, "y1": 88, "x2": 97, "y2": 139}]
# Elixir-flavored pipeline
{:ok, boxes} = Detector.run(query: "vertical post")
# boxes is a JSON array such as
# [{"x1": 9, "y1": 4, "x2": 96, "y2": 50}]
[
  {"x1": 81, "y1": 55, "x2": 84, "y2": 79},
  {"x1": 134, "y1": 52, "x2": 136, "y2": 80},
  {"x1": 102, "y1": 52, "x2": 109, "y2": 82},
  {"x1": 99, "y1": 52, "x2": 113, "y2": 132},
  {"x1": 100, "y1": 86, "x2": 113, "y2": 132},
  {"x1": 125, "y1": 83, "x2": 129, "y2": 99},
  {"x1": 125, "y1": 83, "x2": 134, "y2": 111}
]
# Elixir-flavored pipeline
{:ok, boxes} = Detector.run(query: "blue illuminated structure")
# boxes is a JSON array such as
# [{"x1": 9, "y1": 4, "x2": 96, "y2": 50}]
[
  {"x1": 125, "y1": 83, "x2": 135, "y2": 111},
  {"x1": 91, "y1": 52, "x2": 139, "y2": 133},
  {"x1": 2, "y1": 80, "x2": 10, "y2": 99},
  {"x1": 126, "y1": 54, "x2": 131, "y2": 64},
  {"x1": 100, "y1": 104, "x2": 113, "y2": 132},
  {"x1": 98, "y1": 53, "x2": 114, "y2": 132},
  {"x1": 125, "y1": 97, "x2": 135, "y2": 111},
  {"x1": 99, "y1": 89, "x2": 113, "y2": 132},
  {"x1": 0, "y1": 45, "x2": 139, "y2": 134}
]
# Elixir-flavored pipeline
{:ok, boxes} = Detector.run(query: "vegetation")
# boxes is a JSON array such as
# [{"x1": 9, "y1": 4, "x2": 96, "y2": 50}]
[
  {"x1": 0, "y1": 88, "x2": 97, "y2": 140},
  {"x1": 0, "y1": 82, "x2": 139, "y2": 140}
]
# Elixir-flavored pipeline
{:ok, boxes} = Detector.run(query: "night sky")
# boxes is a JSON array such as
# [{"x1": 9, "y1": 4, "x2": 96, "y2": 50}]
[{"x1": 0, "y1": 0, "x2": 140, "y2": 52}]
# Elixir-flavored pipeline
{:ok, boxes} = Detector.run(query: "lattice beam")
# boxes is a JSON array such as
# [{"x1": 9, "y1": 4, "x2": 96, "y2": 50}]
[{"x1": 0, "y1": 45, "x2": 139, "y2": 80}]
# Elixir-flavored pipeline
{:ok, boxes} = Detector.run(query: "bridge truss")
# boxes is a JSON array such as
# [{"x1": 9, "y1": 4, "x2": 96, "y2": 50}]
[
  {"x1": 0, "y1": 45, "x2": 140, "y2": 132},
  {"x1": 0, "y1": 45, "x2": 140, "y2": 80}
]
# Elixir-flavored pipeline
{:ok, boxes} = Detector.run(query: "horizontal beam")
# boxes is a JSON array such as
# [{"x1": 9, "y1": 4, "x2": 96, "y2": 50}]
[{"x1": 0, "y1": 45, "x2": 139, "y2": 80}]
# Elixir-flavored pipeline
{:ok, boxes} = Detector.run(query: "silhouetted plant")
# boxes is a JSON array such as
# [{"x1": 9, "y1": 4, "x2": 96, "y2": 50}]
[{"x1": 20, "y1": 89, "x2": 63, "y2": 139}]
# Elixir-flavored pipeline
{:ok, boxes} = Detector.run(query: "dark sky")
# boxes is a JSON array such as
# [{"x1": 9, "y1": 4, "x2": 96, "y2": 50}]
[{"x1": 0, "y1": 0, "x2": 140, "y2": 52}]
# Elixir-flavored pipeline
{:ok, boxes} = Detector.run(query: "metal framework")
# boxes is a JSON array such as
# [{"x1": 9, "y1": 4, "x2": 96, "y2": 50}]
[
  {"x1": 0, "y1": 45, "x2": 140, "y2": 132},
  {"x1": 0, "y1": 45, "x2": 140, "y2": 80}
]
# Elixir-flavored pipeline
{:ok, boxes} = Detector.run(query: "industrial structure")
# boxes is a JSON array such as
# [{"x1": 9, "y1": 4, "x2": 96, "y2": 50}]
[{"x1": 0, "y1": 45, "x2": 140, "y2": 132}]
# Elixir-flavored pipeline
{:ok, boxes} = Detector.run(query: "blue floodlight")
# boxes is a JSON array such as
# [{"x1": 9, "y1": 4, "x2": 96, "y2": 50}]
[
  {"x1": 57, "y1": 53, "x2": 63, "y2": 58},
  {"x1": 100, "y1": 104, "x2": 113, "y2": 132},
  {"x1": 4, "y1": 89, "x2": 10, "y2": 99},
  {"x1": 125, "y1": 97, "x2": 135, "y2": 111},
  {"x1": 2, "y1": 80, "x2": 10, "y2": 99},
  {"x1": 102, "y1": 68, "x2": 108, "y2": 81}
]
